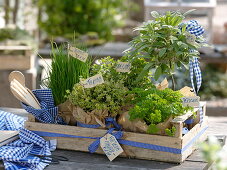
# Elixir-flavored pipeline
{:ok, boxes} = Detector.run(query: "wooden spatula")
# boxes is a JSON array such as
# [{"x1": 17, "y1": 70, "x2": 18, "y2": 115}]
[
  {"x1": 9, "y1": 71, "x2": 41, "y2": 109},
  {"x1": 10, "y1": 79, "x2": 41, "y2": 109}
]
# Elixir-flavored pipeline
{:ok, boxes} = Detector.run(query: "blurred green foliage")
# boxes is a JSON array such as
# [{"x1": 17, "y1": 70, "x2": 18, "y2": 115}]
[
  {"x1": 200, "y1": 136, "x2": 227, "y2": 169},
  {"x1": 37, "y1": 0, "x2": 134, "y2": 40},
  {"x1": 170, "y1": 64, "x2": 227, "y2": 100},
  {"x1": 200, "y1": 64, "x2": 227, "y2": 100},
  {"x1": 0, "y1": 28, "x2": 33, "y2": 42}
]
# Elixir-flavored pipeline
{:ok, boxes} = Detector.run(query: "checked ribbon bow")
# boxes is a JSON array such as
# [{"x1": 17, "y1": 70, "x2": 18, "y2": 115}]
[{"x1": 186, "y1": 20, "x2": 204, "y2": 94}]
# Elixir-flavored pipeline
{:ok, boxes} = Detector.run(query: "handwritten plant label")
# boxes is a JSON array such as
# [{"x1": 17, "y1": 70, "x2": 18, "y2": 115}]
[
  {"x1": 80, "y1": 74, "x2": 104, "y2": 88},
  {"x1": 181, "y1": 96, "x2": 200, "y2": 107},
  {"x1": 100, "y1": 134, "x2": 123, "y2": 161},
  {"x1": 185, "y1": 31, "x2": 196, "y2": 45},
  {"x1": 68, "y1": 44, "x2": 88, "y2": 62},
  {"x1": 116, "y1": 62, "x2": 131, "y2": 72}
]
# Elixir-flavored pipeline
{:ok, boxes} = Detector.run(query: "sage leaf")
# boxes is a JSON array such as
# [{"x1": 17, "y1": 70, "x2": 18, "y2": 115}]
[
  {"x1": 136, "y1": 62, "x2": 153, "y2": 82},
  {"x1": 159, "y1": 48, "x2": 166, "y2": 57},
  {"x1": 154, "y1": 66, "x2": 162, "y2": 80},
  {"x1": 150, "y1": 11, "x2": 159, "y2": 18},
  {"x1": 183, "y1": 9, "x2": 196, "y2": 16}
]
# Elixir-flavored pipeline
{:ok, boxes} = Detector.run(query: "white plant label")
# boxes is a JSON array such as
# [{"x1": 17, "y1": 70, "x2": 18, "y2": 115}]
[
  {"x1": 116, "y1": 62, "x2": 131, "y2": 72},
  {"x1": 100, "y1": 134, "x2": 123, "y2": 161},
  {"x1": 81, "y1": 74, "x2": 104, "y2": 88},
  {"x1": 181, "y1": 96, "x2": 200, "y2": 107},
  {"x1": 68, "y1": 45, "x2": 88, "y2": 62}
]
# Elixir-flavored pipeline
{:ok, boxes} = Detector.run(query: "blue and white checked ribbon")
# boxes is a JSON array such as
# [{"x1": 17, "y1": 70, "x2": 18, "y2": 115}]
[
  {"x1": 186, "y1": 20, "x2": 205, "y2": 124},
  {"x1": 88, "y1": 128, "x2": 123, "y2": 153},
  {"x1": 0, "y1": 110, "x2": 56, "y2": 170},
  {"x1": 189, "y1": 56, "x2": 202, "y2": 94},
  {"x1": 186, "y1": 20, "x2": 204, "y2": 37},
  {"x1": 77, "y1": 117, "x2": 121, "y2": 130},
  {"x1": 186, "y1": 20, "x2": 204, "y2": 94},
  {"x1": 21, "y1": 89, "x2": 65, "y2": 124}
]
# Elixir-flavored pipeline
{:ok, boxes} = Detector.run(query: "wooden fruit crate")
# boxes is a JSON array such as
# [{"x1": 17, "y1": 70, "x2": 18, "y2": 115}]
[
  {"x1": 25, "y1": 102, "x2": 208, "y2": 163},
  {"x1": 0, "y1": 45, "x2": 35, "y2": 70}
]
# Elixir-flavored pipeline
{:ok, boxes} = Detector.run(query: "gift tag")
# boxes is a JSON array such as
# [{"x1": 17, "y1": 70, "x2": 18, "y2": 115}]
[
  {"x1": 80, "y1": 74, "x2": 104, "y2": 88},
  {"x1": 100, "y1": 134, "x2": 123, "y2": 161},
  {"x1": 181, "y1": 96, "x2": 200, "y2": 107},
  {"x1": 68, "y1": 44, "x2": 88, "y2": 62},
  {"x1": 116, "y1": 62, "x2": 131, "y2": 72}
]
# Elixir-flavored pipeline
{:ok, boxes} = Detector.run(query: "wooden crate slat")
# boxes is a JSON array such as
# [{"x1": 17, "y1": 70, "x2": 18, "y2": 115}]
[{"x1": 25, "y1": 121, "x2": 182, "y2": 148}]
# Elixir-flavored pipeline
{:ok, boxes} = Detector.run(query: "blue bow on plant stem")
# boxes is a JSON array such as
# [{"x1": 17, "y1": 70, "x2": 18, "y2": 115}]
[
  {"x1": 88, "y1": 128, "x2": 123, "y2": 153},
  {"x1": 186, "y1": 20, "x2": 204, "y2": 94}
]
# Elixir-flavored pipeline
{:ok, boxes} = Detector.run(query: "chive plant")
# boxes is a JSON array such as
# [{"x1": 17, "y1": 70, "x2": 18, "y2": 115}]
[{"x1": 45, "y1": 42, "x2": 90, "y2": 105}]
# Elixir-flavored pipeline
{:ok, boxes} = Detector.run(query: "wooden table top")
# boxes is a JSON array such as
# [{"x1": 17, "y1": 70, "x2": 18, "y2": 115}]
[{"x1": 0, "y1": 107, "x2": 226, "y2": 170}]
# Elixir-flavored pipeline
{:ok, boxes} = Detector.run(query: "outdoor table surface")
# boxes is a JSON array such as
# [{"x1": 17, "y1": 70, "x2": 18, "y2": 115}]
[{"x1": 0, "y1": 107, "x2": 227, "y2": 170}]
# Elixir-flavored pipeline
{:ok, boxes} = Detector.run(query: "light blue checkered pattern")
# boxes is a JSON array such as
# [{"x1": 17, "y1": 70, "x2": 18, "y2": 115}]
[
  {"x1": 186, "y1": 20, "x2": 204, "y2": 94},
  {"x1": 186, "y1": 20, "x2": 204, "y2": 37},
  {"x1": 189, "y1": 57, "x2": 202, "y2": 94},
  {"x1": 0, "y1": 110, "x2": 55, "y2": 170},
  {"x1": 199, "y1": 106, "x2": 204, "y2": 124},
  {"x1": 186, "y1": 20, "x2": 204, "y2": 124},
  {"x1": 21, "y1": 89, "x2": 65, "y2": 124}
]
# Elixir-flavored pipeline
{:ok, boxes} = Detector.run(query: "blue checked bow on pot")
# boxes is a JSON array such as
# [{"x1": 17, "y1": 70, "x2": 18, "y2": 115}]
[
  {"x1": 21, "y1": 89, "x2": 65, "y2": 124},
  {"x1": 186, "y1": 20, "x2": 205, "y2": 95}
]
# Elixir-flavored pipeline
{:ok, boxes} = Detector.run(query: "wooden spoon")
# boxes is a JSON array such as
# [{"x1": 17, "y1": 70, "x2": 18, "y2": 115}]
[
  {"x1": 9, "y1": 71, "x2": 41, "y2": 108},
  {"x1": 9, "y1": 71, "x2": 25, "y2": 86},
  {"x1": 11, "y1": 79, "x2": 41, "y2": 109}
]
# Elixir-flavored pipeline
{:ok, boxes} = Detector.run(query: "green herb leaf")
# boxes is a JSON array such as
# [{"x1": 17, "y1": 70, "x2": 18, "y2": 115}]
[
  {"x1": 154, "y1": 66, "x2": 162, "y2": 80},
  {"x1": 183, "y1": 9, "x2": 196, "y2": 16},
  {"x1": 150, "y1": 11, "x2": 159, "y2": 18},
  {"x1": 159, "y1": 48, "x2": 166, "y2": 57}
]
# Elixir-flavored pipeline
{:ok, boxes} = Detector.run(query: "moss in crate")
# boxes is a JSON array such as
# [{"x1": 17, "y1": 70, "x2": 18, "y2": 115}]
[{"x1": 129, "y1": 87, "x2": 193, "y2": 136}]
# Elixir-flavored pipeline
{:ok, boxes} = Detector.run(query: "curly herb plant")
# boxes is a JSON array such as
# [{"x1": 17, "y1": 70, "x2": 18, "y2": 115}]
[
  {"x1": 129, "y1": 88, "x2": 193, "y2": 135},
  {"x1": 126, "y1": 10, "x2": 206, "y2": 90},
  {"x1": 91, "y1": 56, "x2": 152, "y2": 90},
  {"x1": 66, "y1": 81, "x2": 128, "y2": 117}
]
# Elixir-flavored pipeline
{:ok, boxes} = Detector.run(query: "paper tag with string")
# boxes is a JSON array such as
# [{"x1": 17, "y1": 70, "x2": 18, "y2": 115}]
[
  {"x1": 100, "y1": 134, "x2": 123, "y2": 161},
  {"x1": 68, "y1": 44, "x2": 88, "y2": 62},
  {"x1": 116, "y1": 62, "x2": 131, "y2": 72},
  {"x1": 80, "y1": 74, "x2": 104, "y2": 88}
]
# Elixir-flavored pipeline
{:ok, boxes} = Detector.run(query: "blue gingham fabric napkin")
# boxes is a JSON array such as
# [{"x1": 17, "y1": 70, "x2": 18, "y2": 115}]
[
  {"x1": 21, "y1": 89, "x2": 65, "y2": 124},
  {"x1": 0, "y1": 110, "x2": 56, "y2": 170}
]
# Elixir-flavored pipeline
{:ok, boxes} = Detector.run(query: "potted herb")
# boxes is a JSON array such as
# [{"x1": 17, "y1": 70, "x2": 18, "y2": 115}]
[
  {"x1": 126, "y1": 10, "x2": 207, "y2": 90},
  {"x1": 66, "y1": 80, "x2": 128, "y2": 127},
  {"x1": 118, "y1": 87, "x2": 193, "y2": 136},
  {"x1": 44, "y1": 42, "x2": 90, "y2": 106}
]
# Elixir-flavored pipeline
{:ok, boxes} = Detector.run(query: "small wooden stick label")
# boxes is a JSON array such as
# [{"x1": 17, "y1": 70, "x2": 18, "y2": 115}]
[
  {"x1": 80, "y1": 74, "x2": 104, "y2": 88},
  {"x1": 68, "y1": 45, "x2": 88, "y2": 62},
  {"x1": 181, "y1": 96, "x2": 200, "y2": 107},
  {"x1": 116, "y1": 62, "x2": 131, "y2": 72},
  {"x1": 100, "y1": 134, "x2": 123, "y2": 161}
]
